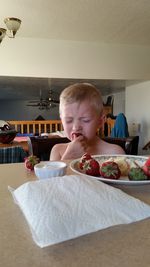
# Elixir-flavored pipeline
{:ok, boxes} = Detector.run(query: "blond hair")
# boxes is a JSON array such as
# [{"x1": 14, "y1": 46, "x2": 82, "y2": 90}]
[{"x1": 59, "y1": 83, "x2": 103, "y2": 115}]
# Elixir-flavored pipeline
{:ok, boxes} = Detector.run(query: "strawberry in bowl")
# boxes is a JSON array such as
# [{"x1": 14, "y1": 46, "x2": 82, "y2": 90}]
[{"x1": 24, "y1": 155, "x2": 40, "y2": 171}]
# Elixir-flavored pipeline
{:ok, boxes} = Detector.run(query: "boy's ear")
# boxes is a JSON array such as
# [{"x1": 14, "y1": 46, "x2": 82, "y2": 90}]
[
  {"x1": 99, "y1": 113, "x2": 106, "y2": 126},
  {"x1": 97, "y1": 113, "x2": 106, "y2": 137}
]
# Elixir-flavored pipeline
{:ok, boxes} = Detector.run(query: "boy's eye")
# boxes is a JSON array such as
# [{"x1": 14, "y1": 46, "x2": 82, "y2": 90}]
[
  {"x1": 82, "y1": 118, "x2": 91, "y2": 123},
  {"x1": 65, "y1": 119, "x2": 73, "y2": 123}
]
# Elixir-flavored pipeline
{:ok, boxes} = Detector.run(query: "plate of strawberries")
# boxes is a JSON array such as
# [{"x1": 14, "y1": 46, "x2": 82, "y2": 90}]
[{"x1": 70, "y1": 153, "x2": 150, "y2": 185}]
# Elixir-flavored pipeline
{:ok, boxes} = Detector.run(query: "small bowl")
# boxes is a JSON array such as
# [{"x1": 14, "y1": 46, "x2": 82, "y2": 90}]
[{"x1": 34, "y1": 161, "x2": 67, "y2": 180}]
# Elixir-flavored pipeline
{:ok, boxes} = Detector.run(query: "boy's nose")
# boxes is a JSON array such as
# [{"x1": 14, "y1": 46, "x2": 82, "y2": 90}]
[{"x1": 72, "y1": 120, "x2": 81, "y2": 131}]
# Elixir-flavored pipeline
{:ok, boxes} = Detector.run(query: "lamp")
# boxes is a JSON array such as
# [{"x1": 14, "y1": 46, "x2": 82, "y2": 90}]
[
  {"x1": 0, "y1": 17, "x2": 21, "y2": 43},
  {"x1": 0, "y1": 28, "x2": 6, "y2": 43}
]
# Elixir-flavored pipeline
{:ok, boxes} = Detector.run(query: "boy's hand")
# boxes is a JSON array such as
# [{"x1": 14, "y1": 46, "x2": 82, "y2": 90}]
[
  {"x1": 61, "y1": 134, "x2": 87, "y2": 160},
  {"x1": 71, "y1": 132, "x2": 82, "y2": 140}
]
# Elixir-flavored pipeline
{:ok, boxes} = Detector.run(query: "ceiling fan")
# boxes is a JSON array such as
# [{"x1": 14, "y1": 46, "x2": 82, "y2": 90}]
[{"x1": 26, "y1": 89, "x2": 59, "y2": 110}]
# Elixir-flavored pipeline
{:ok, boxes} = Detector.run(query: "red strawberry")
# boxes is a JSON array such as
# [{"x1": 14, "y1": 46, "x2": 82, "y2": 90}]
[
  {"x1": 128, "y1": 167, "x2": 148, "y2": 181},
  {"x1": 142, "y1": 157, "x2": 150, "y2": 178},
  {"x1": 83, "y1": 158, "x2": 100, "y2": 176},
  {"x1": 24, "y1": 155, "x2": 40, "y2": 171},
  {"x1": 100, "y1": 161, "x2": 121, "y2": 179},
  {"x1": 79, "y1": 153, "x2": 92, "y2": 170}
]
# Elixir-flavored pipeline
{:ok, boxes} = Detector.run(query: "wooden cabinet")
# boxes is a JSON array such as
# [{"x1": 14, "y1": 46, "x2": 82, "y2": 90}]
[
  {"x1": 103, "y1": 95, "x2": 114, "y2": 116},
  {"x1": 103, "y1": 105, "x2": 112, "y2": 116},
  {"x1": 99, "y1": 105, "x2": 114, "y2": 137}
]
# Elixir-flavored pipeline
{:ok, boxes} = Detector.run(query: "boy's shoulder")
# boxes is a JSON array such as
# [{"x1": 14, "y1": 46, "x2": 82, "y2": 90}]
[
  {"x1": 99, "y1": 139, "x2": 125, "y2": 155},
  {"x1": 50, "y1": 142, "x2": 69, "y2": 160}
]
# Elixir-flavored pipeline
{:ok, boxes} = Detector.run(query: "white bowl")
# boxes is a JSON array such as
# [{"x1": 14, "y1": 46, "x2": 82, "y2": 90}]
[{"x1": 34, "y1": 161, "x2": 67, "y2": 180}]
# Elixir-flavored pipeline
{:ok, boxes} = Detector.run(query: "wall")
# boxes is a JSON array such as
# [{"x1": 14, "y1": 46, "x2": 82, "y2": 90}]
[
  {"x1": 0, "y1": 100, "x2": 60, "y2": 121},
  {"x1": 0, "y1": 91, "x2": 125, "y2": 121},
  {"x1": 103, "y1": 91, "x2": 125, "y2": 116},
  {"x1": 126, "y1": 81, "x2": 150, "y2": 155},
  {"x1": 0, "y1": 38, "x2": 150, "y2": 80}
]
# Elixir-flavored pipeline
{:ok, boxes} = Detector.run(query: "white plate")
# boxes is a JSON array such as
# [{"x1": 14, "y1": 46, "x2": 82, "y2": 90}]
[{"x1": 70, "y1": 155, "x2": 150, "y2": 185}]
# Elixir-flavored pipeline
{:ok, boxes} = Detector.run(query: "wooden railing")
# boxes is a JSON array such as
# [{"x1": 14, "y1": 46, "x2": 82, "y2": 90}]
[
  {"x1": 8, "y1": 117, "x2": 115, "y2": 137},
  {"x1": 8, "y1": 120, "x2": 63, "y2": 135}
]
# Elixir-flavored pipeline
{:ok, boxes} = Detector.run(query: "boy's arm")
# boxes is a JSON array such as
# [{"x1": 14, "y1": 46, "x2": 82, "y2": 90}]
[
  {"x1": 49, "y1": 144, "x2": 62, "y2": 161},
  {"x1": 50, "y1": 137, "x2": 87, "y2": 161}
]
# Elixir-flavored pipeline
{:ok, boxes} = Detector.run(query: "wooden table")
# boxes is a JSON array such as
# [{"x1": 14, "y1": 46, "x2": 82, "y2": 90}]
[{"x1": 1, "y1": 162, "x2": 150, "y2": 267}]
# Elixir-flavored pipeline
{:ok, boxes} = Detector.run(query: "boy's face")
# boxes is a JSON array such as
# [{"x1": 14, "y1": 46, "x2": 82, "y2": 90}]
[{"x1": 60, "y1": 100, "x2": 103, "y2": 141}]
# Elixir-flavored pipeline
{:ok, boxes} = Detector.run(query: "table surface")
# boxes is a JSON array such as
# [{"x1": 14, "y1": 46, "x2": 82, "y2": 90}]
[{"x1": 1, "y1": 162, "x2": 150, "y2": 267}]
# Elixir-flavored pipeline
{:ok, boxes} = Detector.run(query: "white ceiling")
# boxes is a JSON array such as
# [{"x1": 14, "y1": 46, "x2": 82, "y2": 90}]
[
  {"x1": 1, "y1": 0, "x2": 150, "y2": 45},
  {"x1": 0, "y1": 0, "x2": 149, "y2": 100}
]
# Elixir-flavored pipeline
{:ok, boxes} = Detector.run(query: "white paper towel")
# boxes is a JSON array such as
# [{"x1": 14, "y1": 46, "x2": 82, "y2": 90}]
[{"x1": 10, "y1": 175, "x2": 150, "y2": 247}]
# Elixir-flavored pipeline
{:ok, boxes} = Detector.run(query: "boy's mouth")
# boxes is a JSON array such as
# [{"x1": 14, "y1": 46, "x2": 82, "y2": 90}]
[{"x1": 71, "y1": 133, "x2": 82, "y2": 139}]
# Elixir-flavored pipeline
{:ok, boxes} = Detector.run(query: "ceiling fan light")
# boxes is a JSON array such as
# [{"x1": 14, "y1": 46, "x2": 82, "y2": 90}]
[{"x1": 4, "y1": 17, "x2": 21, "y2": 38}]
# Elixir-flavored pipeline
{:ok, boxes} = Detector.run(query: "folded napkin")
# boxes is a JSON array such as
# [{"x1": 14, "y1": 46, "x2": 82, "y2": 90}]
[{"x1": 10, "y1": 175, "x2": 150, "y2": 248}]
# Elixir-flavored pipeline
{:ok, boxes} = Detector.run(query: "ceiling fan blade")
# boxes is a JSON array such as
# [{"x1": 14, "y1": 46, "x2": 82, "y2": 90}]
[
  {"x1": 28, "y1": 100, "x2": 40, "y2": 103},
  {"x1": 28, "y1": 99, "x2": 49, "y2": 103},
  {"x1": 26, "y1": 104, "x2": 39, "y2": 106},
  {"x1": 26, "y1": 88, "x2": 60, "y2": 109}
]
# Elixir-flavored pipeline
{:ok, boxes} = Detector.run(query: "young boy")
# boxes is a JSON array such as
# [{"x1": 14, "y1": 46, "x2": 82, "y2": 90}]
[{"x1": 50, "y1": 83, "x2": 125, "y2": 160}]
